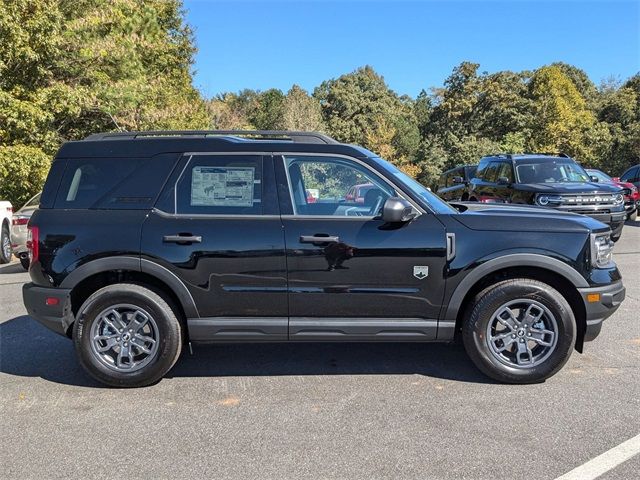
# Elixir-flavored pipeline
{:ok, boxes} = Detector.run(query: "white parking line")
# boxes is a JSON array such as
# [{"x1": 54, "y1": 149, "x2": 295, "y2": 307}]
[{"x1": 555, "y1": 433, "x2": 640, "y2": 480}]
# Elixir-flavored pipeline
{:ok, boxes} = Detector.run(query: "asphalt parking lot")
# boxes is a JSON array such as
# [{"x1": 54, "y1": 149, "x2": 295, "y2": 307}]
[{"x1": 1, "y1": 223, "x2": 638, "y2": 480}]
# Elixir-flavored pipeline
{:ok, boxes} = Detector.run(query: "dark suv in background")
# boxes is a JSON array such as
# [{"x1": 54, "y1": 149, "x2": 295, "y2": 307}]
[
  {"x1": 467, "y1": 154, "x2": 627, "y2": 240},
  {"x1": 436, "y1": 165, "x2": 477, "y2": 201},
  {"x1": 23, "y1": 132, "x2": 625, "y2": 387}
]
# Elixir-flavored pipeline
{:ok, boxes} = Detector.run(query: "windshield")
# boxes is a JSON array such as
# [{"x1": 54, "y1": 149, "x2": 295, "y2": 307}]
[
  {"x1": 586, "y1": 169, "x2": 612, "y2": 182},
  {"x1": 373, "y1": 158, "x2": 457, "y2": 214},
  {"x1": 516, "y1": 159, "x2": 590, "y2": 183}
]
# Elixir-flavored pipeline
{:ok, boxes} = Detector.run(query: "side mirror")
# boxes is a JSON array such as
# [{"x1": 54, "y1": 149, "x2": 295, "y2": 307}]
[
  {"x1": 590, "y1": 175, "x2": 599, "y2": 183},
  {"x1": 497, "y1": 176, "x2": 511, "y2": 185},
  {"x1": 612, "y1": 177, "x2": 621, "y2": 182},
  {"x1": 452, "y1": 176, "x2": 464, "y2": 184},
  {"x1": 381, "y1": 197, "x2": 417, "y2": 223}
]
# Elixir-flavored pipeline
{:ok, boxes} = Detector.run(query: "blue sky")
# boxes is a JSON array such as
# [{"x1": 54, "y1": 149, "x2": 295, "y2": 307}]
[{"x1": 184, "y1": 0, "x2": 640, "y2": 98}]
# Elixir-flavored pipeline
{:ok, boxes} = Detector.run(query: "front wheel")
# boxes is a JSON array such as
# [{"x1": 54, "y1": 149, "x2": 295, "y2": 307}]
[
  {"x1": 462, "y1": 278, "x2": 576, "y2": 384},
  {"x1": 628, "y1": 209, "x2": 637, "y2": 222},
  {"x1": 74, "y1": 283, "x2": 183, "y2": 387}
]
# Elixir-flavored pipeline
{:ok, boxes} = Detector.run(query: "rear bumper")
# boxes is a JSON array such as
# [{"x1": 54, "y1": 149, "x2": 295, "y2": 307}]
[
  {"x1": 22, "y1": 283, "x2": 73, "y2": 337},
  {"x1": 577, "y1": 280, "x2": 625, "y2": 342}
]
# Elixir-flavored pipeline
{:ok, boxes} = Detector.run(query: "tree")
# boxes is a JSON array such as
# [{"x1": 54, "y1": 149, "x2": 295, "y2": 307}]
[
  {"x1": 528, "y1": 65, "x2": 599, "y2": 161},
  {"x1": 282, "y1": 85, "x2": 323, "y2": 131},
  {"x1": 314, "y1": 66, "x2": 419, "y2": 166},
  {"x1": 0, "y1": 0, "x2": 208, "y2": 205}
]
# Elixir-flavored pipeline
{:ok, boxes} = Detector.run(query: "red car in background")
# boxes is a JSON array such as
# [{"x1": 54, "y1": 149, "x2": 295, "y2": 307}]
[
  {"x1": 586, "y1": 168, "x2": 638, "y2": 221},
  {"x1": 345, "y1": 183, "x2": 376, "y2": 203}
]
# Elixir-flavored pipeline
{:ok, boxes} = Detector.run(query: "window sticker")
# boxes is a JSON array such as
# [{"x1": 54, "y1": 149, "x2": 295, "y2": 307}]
[{"x1": 191, "y1": 166, "x2": 255, "y2": 207}]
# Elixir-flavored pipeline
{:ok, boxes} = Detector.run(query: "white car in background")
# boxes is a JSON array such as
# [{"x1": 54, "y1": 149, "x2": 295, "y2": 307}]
[
  {"x1": 11, "y1": 192, "x2": 40, "y2": 270},
  {"x1": 0, "y1": 199, "x2": 12, "y2": 264}
]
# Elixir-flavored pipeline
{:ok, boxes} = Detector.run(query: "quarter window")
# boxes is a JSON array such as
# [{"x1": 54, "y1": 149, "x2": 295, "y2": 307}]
[
  {"x1": 175, "y1": 155, "x2": 262, "y2": 215},
  {"x1": 285, "y1": 156, "x2": 394, "y2": 216}
]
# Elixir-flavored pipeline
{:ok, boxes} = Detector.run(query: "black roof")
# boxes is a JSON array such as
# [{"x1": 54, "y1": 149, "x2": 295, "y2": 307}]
[{"x1": 56, "y1": 130, "x2": 374, "y2": 159}]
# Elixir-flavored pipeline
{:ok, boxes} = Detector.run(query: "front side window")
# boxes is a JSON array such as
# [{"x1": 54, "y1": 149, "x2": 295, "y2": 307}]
[
  {"x1": 175, "y1": 155, "x2": 262, "y2": 215},
  {"x1": 285, "y1": 156, "x2": 394, "y2": 217},
  {"x1": 497, "y1": 162, "x2": 514, "y2": 182}
]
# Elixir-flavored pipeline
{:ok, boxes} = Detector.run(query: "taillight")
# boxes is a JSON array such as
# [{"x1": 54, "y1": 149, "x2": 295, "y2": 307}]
[
  {"x1": 12, "y1": 216, "x2": 29, "y2": 226},
  {"x1": 26, "y1": 225, "x2": 39, "y2": 265}
]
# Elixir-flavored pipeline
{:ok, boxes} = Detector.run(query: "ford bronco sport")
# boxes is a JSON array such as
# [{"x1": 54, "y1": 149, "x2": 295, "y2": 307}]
[
  {"x1": 23, "y1": 131, "x2": 626, "y2": 387},
  {"x1": 468, "y1": 154, "x2": 627, "y2": 241}
]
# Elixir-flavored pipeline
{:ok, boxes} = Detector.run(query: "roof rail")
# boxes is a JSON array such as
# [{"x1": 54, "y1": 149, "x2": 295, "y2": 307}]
[
  {"x1": 84, "y1": 130, "x2": 339, "y2": 145},
  {"x1": 483, "y1": 153, "x2": 513, "y2": 159}
]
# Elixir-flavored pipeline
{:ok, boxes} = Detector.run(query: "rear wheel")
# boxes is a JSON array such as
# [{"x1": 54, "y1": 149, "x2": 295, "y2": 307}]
[
  {"x1": 0, "y1": 223, "x2": 11, "y2": 264},
  {"x1": 73, "y1": 283, "x2": 182, "y2": 387},
  {"x1": 462, "y1": 278, "x2": 576, "y2": 384},
  {"x1": 19, "y1": 256, "x2": 30, "y2": 270}
]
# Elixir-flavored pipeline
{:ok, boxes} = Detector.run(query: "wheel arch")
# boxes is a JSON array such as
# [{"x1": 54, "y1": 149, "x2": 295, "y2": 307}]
[
  {"x1": 62, "y1": 257, "x2": 198, "y2": 336},
  {"x1": 443, "y1": 254, "x2": 588, "y2": 351}
]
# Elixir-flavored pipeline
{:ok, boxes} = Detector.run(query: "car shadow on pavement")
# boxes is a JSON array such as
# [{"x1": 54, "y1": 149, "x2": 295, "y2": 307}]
[
  {"x1": 0, "y1": 263, "x2": 24, "y2": 275},
  {"x1": 0, "y1": 316, "x2": 495, "y2": 387}
]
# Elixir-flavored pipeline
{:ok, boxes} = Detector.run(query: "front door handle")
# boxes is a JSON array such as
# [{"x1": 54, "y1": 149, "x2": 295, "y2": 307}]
[
  {"x1": 300, "y1": 235, "x2": 340, "y2": 244},
  {"x1": 163, "y1": 234, "x2": 202, "y2": 244}
]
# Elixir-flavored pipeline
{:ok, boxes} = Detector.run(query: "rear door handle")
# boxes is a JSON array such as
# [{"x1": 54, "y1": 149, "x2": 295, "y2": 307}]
[
  {"x1": 163, "y1": 234, "x2": 202, "y2": 244},
  {"x1": 300, "y1": 235, "x2": 340, "y2": 244}
]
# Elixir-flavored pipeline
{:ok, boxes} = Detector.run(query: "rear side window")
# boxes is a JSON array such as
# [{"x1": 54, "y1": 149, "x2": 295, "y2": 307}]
[
  {"x1": 175, "y1": 155, "x2": 262, "y2": 215},
  {"x1": 54, "y1": 155, "x2": 177, "y2": 209}
]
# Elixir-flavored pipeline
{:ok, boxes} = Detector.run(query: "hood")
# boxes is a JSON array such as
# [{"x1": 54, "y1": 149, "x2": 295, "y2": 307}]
[
  {"x1": 515, "y1": 182, "x2": 623, "y2": 194},
  {"x1": 450, "y1": 202, "x2": 609, "y2": 233}
]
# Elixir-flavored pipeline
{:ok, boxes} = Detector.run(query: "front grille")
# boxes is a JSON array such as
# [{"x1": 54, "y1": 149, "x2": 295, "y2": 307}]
[{"x1": 557, "y1": 194, "x2": 618, "y2": 207}]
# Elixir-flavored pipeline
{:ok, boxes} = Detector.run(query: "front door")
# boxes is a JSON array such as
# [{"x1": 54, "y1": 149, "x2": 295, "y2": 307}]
[
  {"x1": 276, "y1": 154, "x2": 448, "y2": 341},
  {"x1": 141, "y1": 153, "x2": 288, "y2": 341}
]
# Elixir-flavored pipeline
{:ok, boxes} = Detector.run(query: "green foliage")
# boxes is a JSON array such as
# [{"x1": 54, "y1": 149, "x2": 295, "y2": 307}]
[
  {"x1": 283, "y1": 85, "x2": 323, "y2": 131},
  {"x1": 0, "y1": 0, "x2": 207, "y2": 205},
  {"x1": 2, "y1": 0, "x2": 638, "y2": 205},
  {"x1": 0, "y1": 145, "x2": 50, "y2": 207}
]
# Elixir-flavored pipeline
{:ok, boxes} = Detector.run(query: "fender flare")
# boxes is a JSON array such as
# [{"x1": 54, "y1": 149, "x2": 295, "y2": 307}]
[
  {"x1": 60, "y1": 256, "x2": 199, "y2": 318},
  {"x1": 442, "y1": 253, "x2": 588, "y2": 321}
]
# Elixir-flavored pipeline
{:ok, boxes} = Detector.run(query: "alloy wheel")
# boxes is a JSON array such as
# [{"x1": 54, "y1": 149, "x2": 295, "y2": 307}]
[
  {"x1": 89, "y1": 304, "x2": 160, "y2": 372},
  {"x1": 486, "y1": 299, "x2": 558, "y2": 368}
]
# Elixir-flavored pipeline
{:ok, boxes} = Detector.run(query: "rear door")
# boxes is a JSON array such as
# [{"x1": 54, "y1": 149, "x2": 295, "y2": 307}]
[
  {"x1": 141, "y1": 153, "x2": 288, "y2": 341},
  {"x1": 276, "y1": 154, "x2": 448, "y2": 341}
]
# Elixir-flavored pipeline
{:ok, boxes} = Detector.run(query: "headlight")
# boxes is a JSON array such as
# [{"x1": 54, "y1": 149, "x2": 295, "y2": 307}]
[
  {"x1": 536, "y1": 194, "x2": 562, "y2": 206},
  {"x1": 613, "y1": 193, "x2": 624, "y2": 205},
  {"x1": 591, "y1": 232, "x2": 614, "y2": 268}
]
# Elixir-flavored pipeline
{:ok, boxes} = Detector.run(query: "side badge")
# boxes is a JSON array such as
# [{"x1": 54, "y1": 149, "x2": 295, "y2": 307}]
[{"x1": 413, "y1": 266, "x2": 429, "y2": 280}]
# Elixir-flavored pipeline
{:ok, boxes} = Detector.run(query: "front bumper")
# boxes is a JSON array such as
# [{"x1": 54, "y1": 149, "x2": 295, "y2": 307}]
[
  {"x1": 23, "y1": 283, "x2": 73, "y2": 337},
  {"x1": 577, "y1": 280, "x2": 625, "y2": 343}
]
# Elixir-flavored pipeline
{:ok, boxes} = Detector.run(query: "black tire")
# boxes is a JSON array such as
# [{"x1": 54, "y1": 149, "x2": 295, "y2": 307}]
[
  {"x1": 627, "y1": 209, "x2": 637, "y2": 222},
  {"x1": 19, "y1": 256, "x2": 30, "y2": 270},
  {"x1": 73, "y1": 283, "x2": 183, "y2": 387},
  {"x1": 611, "y1": 233, "x2": 621, "y2": 243},
  {"x1": 0, "y1": 222, "x2": 11, "y2": 264},
  {"x1": 462, "y1": 278, "x2": 576, "y2": 384}
]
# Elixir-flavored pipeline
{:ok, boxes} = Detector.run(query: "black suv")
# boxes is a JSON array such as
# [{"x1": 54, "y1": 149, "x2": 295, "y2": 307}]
[
  {"x1": 436, "y1": 165, "x2": 477, "y2": 201},
  {"x1": 468, "y1": 154, "x2": 627, "y2": 240},
  {"x1": 23, "y1": 131, "x2": 625, "y2": 387}
]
